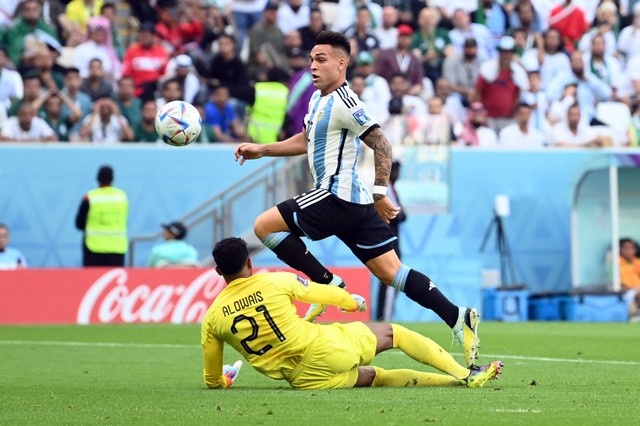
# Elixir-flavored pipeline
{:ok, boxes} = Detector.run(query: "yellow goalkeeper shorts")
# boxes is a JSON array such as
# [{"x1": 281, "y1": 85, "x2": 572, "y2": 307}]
[{"x1": 288, "y1": 321, "x2": 376, "y2": 390}]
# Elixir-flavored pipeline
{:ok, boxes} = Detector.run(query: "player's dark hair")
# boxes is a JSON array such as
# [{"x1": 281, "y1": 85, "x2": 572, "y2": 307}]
[
  {"x1": 315, "y1": 31, "x2": 351, "y2": 56},
  {"x1": 213, "y1": 238, "x2": 249, "y2": 275}
]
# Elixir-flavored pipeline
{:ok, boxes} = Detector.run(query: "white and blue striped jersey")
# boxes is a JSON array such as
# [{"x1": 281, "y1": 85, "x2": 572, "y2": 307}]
[{"x1": 303, "y1": 83, "x2": 379, "y2": 205}]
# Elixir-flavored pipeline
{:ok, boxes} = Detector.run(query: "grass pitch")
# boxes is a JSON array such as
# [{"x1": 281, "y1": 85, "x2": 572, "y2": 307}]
[{"x1": 1, "y1": 322, "x2": 638, "y2": 425}]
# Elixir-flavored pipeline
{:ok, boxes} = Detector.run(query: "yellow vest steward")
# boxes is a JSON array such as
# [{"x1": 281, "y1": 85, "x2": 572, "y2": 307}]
[
  {"x1": 85, "y1": 187, "x2": 128, "y2": 254},
  {"x1": 247, "y1": 82, "x2": 289, "y2": 144}
]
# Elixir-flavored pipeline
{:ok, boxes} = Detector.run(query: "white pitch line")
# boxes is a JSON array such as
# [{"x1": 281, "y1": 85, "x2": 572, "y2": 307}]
[
  {"x1": 0, "y1": 340, "x2": 197, "y2": 349},
  {"x1": 1, "y1": 341, "x2": 639, "y2": 366},
  {"x1": 386, "y1": 350, "x2": 640, "y2": 366},
  {"x1": 495, "y1": 409, "x2": 542, "y2": 414}
]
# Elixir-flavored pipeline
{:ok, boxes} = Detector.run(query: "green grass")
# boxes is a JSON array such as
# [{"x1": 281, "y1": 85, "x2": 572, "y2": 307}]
[{"x1": 1, "y1": 322, "x2": 638, "y2": 425}]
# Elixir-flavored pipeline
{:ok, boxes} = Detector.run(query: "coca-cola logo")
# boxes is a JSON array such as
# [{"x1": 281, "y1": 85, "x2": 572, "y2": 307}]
[{"x1": 76, "y1": 269, "x2": 226, "y2": 324}]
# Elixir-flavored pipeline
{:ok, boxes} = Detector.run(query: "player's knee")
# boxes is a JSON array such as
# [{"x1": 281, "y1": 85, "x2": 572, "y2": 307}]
[
  {"x1": 354, "y1": 366, "x2": 376, "y2": 387},
  {"x1": 253, "y1": 213, "x2": 271, "y2": 239}
]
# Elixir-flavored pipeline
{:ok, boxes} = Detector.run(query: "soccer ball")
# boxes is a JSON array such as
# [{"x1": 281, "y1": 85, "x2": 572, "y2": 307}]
[{"x1": 155, "y1": 100, "x2": 202, "y2": 146}]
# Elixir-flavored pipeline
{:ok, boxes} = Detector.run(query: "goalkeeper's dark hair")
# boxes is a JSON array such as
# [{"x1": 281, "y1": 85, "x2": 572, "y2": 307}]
[
  {"x1": 212, "y1": 237, "x2": 249, "y2": 275},
  {"x1": 315, "y1": 31, "x2": 350, "y2": 56}
]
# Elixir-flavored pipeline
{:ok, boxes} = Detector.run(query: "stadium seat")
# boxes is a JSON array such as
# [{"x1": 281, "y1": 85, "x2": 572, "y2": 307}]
[
  {"x1": 319, "y1": 2, "x2": 339, "y2": 27},
  {"x1": 596, "y1": 102, "x2": 631, "y2": 145}
]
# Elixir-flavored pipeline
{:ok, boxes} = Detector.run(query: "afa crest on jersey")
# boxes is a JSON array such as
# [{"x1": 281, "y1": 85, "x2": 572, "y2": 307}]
[
  {"x1": 352, "y1": 108, "x2": 371, "y2": 125},
  {"x1": 296, "y1": 275, "x2": 309, "y2": 287}
]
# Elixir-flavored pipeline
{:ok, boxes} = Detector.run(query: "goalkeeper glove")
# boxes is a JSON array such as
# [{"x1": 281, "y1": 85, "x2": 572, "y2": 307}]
[
  {"x1": 340, "y1": 294, "x2": 367, "y2": 313},
  {"x1": 222, "y1": 360, "x2": 243, "y2": 387}
]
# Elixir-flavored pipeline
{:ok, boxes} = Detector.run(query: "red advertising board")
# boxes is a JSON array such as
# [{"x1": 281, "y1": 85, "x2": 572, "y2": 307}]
[{"x1": 0, "y1": 267, "x2": 370, "y2": 324}]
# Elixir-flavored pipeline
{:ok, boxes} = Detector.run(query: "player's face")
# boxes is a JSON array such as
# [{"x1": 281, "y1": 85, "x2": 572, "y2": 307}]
[{"x1": 309, "y1": 44, "x2": 347, "y2": 95}]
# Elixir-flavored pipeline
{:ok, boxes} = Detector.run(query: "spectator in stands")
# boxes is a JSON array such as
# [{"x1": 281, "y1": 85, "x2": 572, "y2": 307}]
[
  {"x1": 498, "y1": 102, "x2": 546, "y2": 148},
  {"x1": 374, "y1": 5, "x2": 398, "y2": 50},
  {"x1": 249, "y1": 1, "x2": 287, "y2": 74},
  {"x1": 283, "y1": 30, "x2": 304, "y2": 67},
  {"x1": 277, "y1": 0, "x2": 309, "y2": 35},
  {"x1": 148, "y1": 221, "x2": 199, "y2": 267},
  {"x1": 59, "y1": 0, "x2": 103, "y2": 46},
  {"x1": 62, "y1": 67, "x2": 93, "y2": 139},
  {"x1": 353, "y1": 51, "x2": 391, "y2": 125},
  {"x1": 1, "y1": 0, "x2": 58, "y2": 68},
  {"x1": 583, "y1": 34, "x2": 628, "y2": 105},
  {"x1": 431, "y1": 0, "x2": 478, "y2": 26},
  {"x1": 99, "y1": 2, "x2": 124, "y2": 61},
  {"x1": 549, "y1": 103, "x2": 607, "y2": 147},
  {"x1": 163, "y1": 54, "x2": 201, "y2": 105},
  {"x1": 231, "y1": 0, "x2": 266, "y2": 55},
  {"x1": 333, "y1": 0, "x2": 382, "y2": 34},
  {"x1": 80, "y1": 58, "x2": 114, "y2": 102},
  {"x1": 547, "y1": 82, "x2": 578, "y2": 125},
  {"x1": 548, "y1": 0, "x2": 588, "y2": 53},
  {"x1": 457, "y1": 102, "x2": 498, "y2": 147},
  {"x1": 448, "y1": 8, "x2": 495, "y2": 61},
  {"x1": 204, "y1": 85, "x2": 246, "y2": 143},
  {"x1": 411, "y1": 7, "x2": 454, "y2": 84},
  {"x1": 508, "y1": 0, "x2": 542, "y2": 38},
  {"x1": 155, "y1": 0, "x2": 204, "y2": 55},
  {"x1": 521, "y1": 70, "x2": 549, "y2": 133},
  {"x1": 409, "y1": 96, "x2": 453, "y2": 145},
  {"x1": 30, "y1": 46, "x2": 63, "y2": 91},
  {"x1": 0, "y1": 44, "x2": 24, "y2": 113},
  {"x1": 344, "y1": 5, "x2": 381, "y2": 55},
  {"x1": 37, "y1": 90, "x2": 82, "y2": 142},
  {"x1": 132, "y1": 100, "x2": 160, "y2": 143},
  {"x1": 121, "y1": 22, "x2": 169, "y2": 101},
  {"x1": 78, "y1": 97, "x2": 134, "y2": 143},
  {"x1": 619, "y1": 238, "x2": 640, "y2": 320},
  {"x1": 7, "y1": 72, "x2": 41, "y2": 117},
  {"x1": 388, "y1": 71, "x2": 428, "y2": 120},
  {"x1": 75, "y1": 165, "x2": 128, "y2": 267},
  {"x1": 545, "y1": 50, "x2": 611, "y2": 125},
  {"x1": 471, "y1": 0, "x2": 508, "y2": 43},
  {"x1": 0, "y1": 223, "x2": 28, "y2": 270},
  {"x1": 73, "y1": 16, "x2": 121, "y2": 80},
  {"x1": 113, "y1": 76, "x2": 142, "y2": 129},
  {"x1": 475, "y1": 36, "x2": 529, "y2": 132},
  {"x1": 0, "y1": 102, "x2": 56, "y2": 142},
  {"x1": 283, "y1": 48, "x2": 314, "y2": 138},
  {"x1": 618, "y1": 4, "x2": 640, "y2": 62},
  {"x1": 442, "y1": 37, "x2": 480, "y2": 105},
  {"x1": 375, "y1": 25, "x2": 424, "y2": 96},
  {"x1": 434, "y1": 77, "x2": 466, "y2": 127},
  {"x1": 578, "y1": 1, "x2": 618, "y2": 57},
  {"x1": 299, "y1": 6, "x2": 326, "y2": 53},
  {"x1": 207, "y1": 33, "x2": 253, "y2": 110},
  {"x1": 521, "y1": 28, "x2": 569, "y2": 90},
  {"x1": 193, "y1": 102, "x2": 217, "y2": 143},
  {"x1": 155, "y1": 78, "x2": 182, "y2": 111}
]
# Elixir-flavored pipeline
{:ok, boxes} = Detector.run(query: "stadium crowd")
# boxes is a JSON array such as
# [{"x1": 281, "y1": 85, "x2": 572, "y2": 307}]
[{"x1": 1, "y1": 0, "x2": 640, "y2": 147}]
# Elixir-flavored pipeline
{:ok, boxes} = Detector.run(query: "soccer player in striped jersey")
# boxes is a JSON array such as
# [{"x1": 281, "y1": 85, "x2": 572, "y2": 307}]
[
  {"x1": 234, "y1": 31, "x2": 481, "y2": 367},
  {"x1": 202, "y1": 238, "x2": 502, "y2": 389}
]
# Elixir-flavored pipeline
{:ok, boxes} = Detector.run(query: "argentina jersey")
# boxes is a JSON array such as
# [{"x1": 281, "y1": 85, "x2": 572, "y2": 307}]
[{"x1": 303, "y1": 83, "x2": 379, "y2": 205}]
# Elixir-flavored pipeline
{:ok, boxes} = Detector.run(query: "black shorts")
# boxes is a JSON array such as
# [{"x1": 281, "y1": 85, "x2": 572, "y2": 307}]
[{"x1": 277, "y1": 188, "x2": 397, "y2": 264}]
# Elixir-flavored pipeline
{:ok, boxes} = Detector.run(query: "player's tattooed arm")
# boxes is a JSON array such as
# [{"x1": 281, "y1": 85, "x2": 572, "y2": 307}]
[{"x1": 362, "y1": 127, "x2": 392, "y2": 201}]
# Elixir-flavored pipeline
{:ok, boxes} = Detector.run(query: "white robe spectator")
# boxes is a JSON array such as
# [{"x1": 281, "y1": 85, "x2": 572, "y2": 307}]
[
  {"x1": 449, "y1": 24, "x2": 496, "y2": 61},
  {"x1": 277, "y1": 1, "x2": 310, "y2": 35},
  {"x1": 0, "y1": 66, "x2": 23, "y2": 109},
  {"x1": 550, "y1": 120, "x2": 598, "y2": 146},
  {"x1": 1, "y1": 116, "x2": 55, "y2": 141},
  {"x1": 521, "y1": 49, "x2": 570, "y2": 89},
  {"x1": 499, "y1": 122, "x2": 546, "y2": 148},
  {"x1": 332, "y1": 0, "x2": 382, "y2": 33}
]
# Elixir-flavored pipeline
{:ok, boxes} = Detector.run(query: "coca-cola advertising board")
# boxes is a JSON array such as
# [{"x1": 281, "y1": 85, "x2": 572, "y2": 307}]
[{"x1": 0, "y1": 267, "x2": 371, "y2": 324}]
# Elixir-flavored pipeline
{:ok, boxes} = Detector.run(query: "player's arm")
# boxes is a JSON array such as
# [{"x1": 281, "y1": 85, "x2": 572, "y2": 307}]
[
  {"x1": 361, "y1": 126, "x2": 401, "y2": 224},
  {"x1": 234, "y1": 130, "x2": 307, "y2": 165},
  {"x1": 202, "y1": 335, "x2": 231, "y2": 389}
]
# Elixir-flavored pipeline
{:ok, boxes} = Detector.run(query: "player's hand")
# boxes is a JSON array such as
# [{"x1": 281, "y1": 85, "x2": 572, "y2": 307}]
[
  {"x1": 235, "y1": 143, "x2": 265, "y2": 165},
  {"x1": 373, "y1": 196, "x2": 401, "y2": 224},
  {"x1": 222, "y1": 360, "x2": 243, "y2": 387},
  {"x1": 340, "y1": 294, "x2": 367, "y2": 313}
]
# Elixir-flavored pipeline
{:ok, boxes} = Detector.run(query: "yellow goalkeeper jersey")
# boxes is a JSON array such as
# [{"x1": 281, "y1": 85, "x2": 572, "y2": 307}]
[{"x1": 201, "y1": 272, "x2": 358, "y2": 388}]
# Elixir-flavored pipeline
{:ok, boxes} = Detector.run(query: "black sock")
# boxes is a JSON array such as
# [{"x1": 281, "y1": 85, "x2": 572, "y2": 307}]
[
  {"x1": 270, "y1": 234, "x2": 333, "y2": 284},
  {"x1": 403, "y1": 269, "x2": 459, "y2": 328}
]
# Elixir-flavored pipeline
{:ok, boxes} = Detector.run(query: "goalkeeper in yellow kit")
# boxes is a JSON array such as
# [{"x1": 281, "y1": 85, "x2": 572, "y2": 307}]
[{"x1": 202, "y1": 238, "x2": 502, "y2": 390}]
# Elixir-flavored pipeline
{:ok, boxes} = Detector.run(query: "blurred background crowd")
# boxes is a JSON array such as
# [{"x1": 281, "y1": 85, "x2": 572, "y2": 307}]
[{"x1": 1, "y1": 0, "x2": 640, "y2": 147}]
